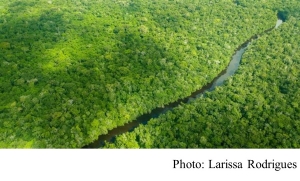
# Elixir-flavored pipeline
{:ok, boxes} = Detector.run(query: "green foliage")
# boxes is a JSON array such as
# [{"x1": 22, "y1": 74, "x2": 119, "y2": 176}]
[
  {"x1": 105, "y1": 2, "x2": 300, "y2": 148},
  {"x1": 1, "y1": 0, "x2": 299, "y2": 148}
]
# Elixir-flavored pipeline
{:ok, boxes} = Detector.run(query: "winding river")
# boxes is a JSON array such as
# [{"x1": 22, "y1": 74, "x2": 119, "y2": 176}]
[{"x1": 83, "y1": 19, "x2": 283, "y2": 148}]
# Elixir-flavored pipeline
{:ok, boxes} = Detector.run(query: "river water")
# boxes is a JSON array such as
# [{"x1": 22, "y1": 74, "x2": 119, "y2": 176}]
[{"x1": 83, "y1": 19, "x2": 283, "y2": 148}]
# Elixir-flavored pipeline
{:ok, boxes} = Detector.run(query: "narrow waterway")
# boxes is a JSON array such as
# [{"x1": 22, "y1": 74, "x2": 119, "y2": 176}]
[{"x1": 83, "y1": 19, "x2": 283, "y2": 148}]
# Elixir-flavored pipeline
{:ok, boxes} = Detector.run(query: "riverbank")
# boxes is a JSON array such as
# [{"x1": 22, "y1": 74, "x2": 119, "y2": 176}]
[{"x1": 104, "y1": 16, "x2": 300, "y2": 148}]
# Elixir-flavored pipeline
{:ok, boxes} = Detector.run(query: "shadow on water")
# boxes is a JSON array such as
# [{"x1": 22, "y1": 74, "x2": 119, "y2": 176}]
[{"x1": 83, "y1": 19, "x2": 283, "y2": 148}]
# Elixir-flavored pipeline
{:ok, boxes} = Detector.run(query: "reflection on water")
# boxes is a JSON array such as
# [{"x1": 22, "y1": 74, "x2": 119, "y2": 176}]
[
  {"x1": 83, "y1": 19, "x2": 283, "y2": 148},
  {"x1": 208, "y1": 44, "x2": 248, "y2": 91},
  {"x1": 275, "y1": 19, "x2": 283, "y2": 28}
]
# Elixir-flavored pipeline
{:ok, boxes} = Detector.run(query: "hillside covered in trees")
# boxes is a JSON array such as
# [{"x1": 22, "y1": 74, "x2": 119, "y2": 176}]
[{"x1": 0, "y1": 0, "x2": 299, "y2": 148}]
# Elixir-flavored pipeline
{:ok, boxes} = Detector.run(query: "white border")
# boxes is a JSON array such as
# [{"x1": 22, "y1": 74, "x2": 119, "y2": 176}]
[{"x1": 0, "y1": 149, "x2": 299, "y2": 181}]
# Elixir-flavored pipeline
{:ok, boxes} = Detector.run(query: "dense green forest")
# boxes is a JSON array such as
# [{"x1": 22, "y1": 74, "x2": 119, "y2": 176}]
[
  {"x1": 105, "y1": 1, "x2": 300, "y2": 148},
  {"x1": 0, "y1": 0, "x2": 299, "y2": 148}
]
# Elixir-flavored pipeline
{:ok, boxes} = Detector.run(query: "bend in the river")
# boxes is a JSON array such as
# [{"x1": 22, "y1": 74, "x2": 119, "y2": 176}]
[{"x1": 83, "y1": 19, "x2": 283, "y2": 148}]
